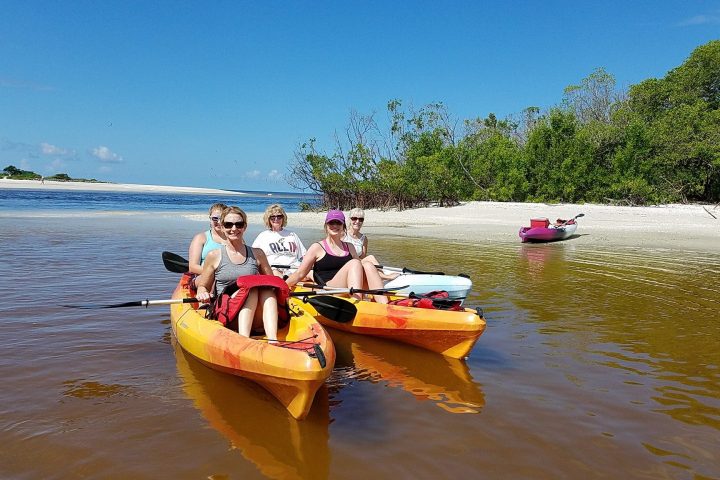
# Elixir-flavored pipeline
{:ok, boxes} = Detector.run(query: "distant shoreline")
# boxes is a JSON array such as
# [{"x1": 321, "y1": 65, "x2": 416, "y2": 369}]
[
  {"x1": 0, "y1": 178, "x2": 246, "y2": 195},
  {"x1": 212, "y1": 201, "x2": 720, "y2": 254},
  {"x1": 4, "y1": 177, "x2": 719, "y2": 253}
]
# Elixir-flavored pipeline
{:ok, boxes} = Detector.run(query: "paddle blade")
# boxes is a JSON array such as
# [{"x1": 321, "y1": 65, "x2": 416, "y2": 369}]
[
  {"x1": 401, "y1": 267, "x2": 445, "y2": 275},
  {"x1": 162, "y1": 251, "x2": 190, "y2": 273},
  {"x1": 307, "y1": 296, "x2": 357, "y2": 323}
]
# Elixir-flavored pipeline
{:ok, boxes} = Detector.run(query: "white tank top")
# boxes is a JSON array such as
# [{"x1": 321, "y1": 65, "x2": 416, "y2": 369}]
[{"x1": 343, "y1": 233, "x2": 365, "y2": 256}]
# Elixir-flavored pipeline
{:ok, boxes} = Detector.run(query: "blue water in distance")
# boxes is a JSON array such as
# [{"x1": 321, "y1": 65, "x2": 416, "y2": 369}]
[{"x1": 1, "y1": 188, "x2": 320, "y2": 213}]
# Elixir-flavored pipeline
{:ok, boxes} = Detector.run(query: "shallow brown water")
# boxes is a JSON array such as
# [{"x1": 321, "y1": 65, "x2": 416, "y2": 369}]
[{"x1": 1, "y1": 214, "x2": 718, "y2": 479}]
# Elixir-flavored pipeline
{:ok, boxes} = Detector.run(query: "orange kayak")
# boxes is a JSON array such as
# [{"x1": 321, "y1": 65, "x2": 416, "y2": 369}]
[
  {"x1": 170, "y1": 275, "x2": 335, "y2": 420},
  {"x1": 291, "y1": 288, "x2": 486, "y2": 359}
]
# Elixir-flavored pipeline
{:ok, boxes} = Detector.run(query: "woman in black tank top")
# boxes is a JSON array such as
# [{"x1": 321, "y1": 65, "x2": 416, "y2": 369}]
[{"x1": 285, "y1": 210, "x2": 388, "y2": 303}]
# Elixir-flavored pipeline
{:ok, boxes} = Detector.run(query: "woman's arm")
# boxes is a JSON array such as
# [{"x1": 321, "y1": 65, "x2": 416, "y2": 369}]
[
  {"x1": 253, "y1": 248, "x2": 274, "y2": 276},
  {"x1": 188, "y1": 232, "x2": 206, "y2": 275},
  {"x1": 285, "y1": 243, "x2": 319, "y2": 288},
  {"x1": 195, "y1": 250, "x2": 219, "y2": 302},
  {"x1": 361, "y1": 236, "x2": 368, "y2": 258}
]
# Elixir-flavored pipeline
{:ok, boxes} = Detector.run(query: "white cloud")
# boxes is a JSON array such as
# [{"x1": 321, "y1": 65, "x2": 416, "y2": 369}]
[
  {"x1": 91, "y1": 146, "x2": 123, "y2": 163},
  {"x1": 245, "y1": 169, "x2": 261, "y2": 179},
  {"x1": 267, "y1": 169, "x2": 281, "y2": 181},
  {"x1": 678, "y1": 12, "x2": 720, "y2": 26},
  {"x1": 41, "y1": 142, "x2": 69, "y2": 156}
]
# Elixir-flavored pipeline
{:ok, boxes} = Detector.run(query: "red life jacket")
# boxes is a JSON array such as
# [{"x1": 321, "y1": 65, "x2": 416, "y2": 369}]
[
  {"x1": 389, "y1": 290, "x2": 463, "y2": 311},
  {"x1": 209, "y1": 274, "x2": 290, "y2": 327}
]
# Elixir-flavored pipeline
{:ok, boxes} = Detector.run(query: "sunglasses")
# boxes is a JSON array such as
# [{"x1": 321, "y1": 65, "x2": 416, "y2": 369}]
[
  {"x1": 223, "y1": 221, "x2": 246, "y2": 229},
  {"x1": 210, "y1": 216, "x2": 221, "y2": 222},
  {"x1": 269, "y1": 215, "x2": 284, "y2": 220},
  {"x1": 327, "y1": 220, "x2": 343, "y2": 227},
  {"x1": 350, "y1": 217, "x2": 364, "y2": 222}
]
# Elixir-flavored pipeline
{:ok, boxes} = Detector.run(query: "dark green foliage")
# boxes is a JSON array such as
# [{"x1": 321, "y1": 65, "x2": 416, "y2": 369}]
[
  {"x1": 3, "y1": 165, "x2": 103, "y2": 183},
  {"x1": 48, "y1": 173, "x2": 71, "y2": 181},
  {"x1": 287, "y1": 41, "x2": 719, "y2": 207},
  {"x1": 3, "y1": 165, "x2": 41, "y2": 180}
]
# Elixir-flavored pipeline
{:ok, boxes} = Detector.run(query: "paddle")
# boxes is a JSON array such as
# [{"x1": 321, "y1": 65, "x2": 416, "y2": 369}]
[
  {"x1": 162, "y1": 251, "x2": 191, "y2": 273},
  {"x1": 266, "y1": 258, "x2": 451, "y2": 277},
  {"x1": 296, "y1": 295, "x2": 357, "y2": 323},
  {"x1": 163, "y1": 250, "x2": 459, "y2": 279},
  {"x1": 557, "y1": 213, "x2": 584, "y2": 227},
  {"x1": 159, "y1": 251, "x2": 409, "y2": 323},
  {"x1": 163, "y1": 251, "x2": 298, "y2": 275},
  {"x1": 63, "y1": 286, "x2": 359, "y2": 323},
  {"x1": 63, "y1": 298, "x2": 202, "y2": 309},
  {"x1": 374, "y1": 264, "x2": 446, "y2": 275},
  {"x1": 296, "y1": 282, "x2": 409, "y2": 296}
]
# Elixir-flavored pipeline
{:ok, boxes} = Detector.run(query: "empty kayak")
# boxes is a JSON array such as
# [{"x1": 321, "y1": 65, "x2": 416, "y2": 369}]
[
  {"x1": 519, "y1": 214, "x2": 582, "y2": 243},
  {"x1": 170, "y1": 274, "x2": 335, "y2": 420}
]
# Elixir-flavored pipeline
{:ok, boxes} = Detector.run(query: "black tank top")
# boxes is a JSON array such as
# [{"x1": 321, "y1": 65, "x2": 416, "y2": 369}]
[{"x1": 313, "y1": 240, "x2": 352, "y2": 285}]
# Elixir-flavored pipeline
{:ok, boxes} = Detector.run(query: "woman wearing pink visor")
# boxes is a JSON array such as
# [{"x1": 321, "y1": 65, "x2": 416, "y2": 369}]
[{"x1": 285, "y1": 209, "x2": 388, "y2": 303}]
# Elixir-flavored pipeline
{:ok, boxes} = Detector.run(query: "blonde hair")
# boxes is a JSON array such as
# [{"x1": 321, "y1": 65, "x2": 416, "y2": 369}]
[
  {"x1": 263, "y1": 204, "x2": 287, "y2": 229},
  {"x1": 348, "y1": 207, "x2": 365, "y2": 219},
  {"x1": 220, "y1": 206, "x2": 248, "y2": 224},
  {"x1": 208, "y1": 203, "x2": 227, "y2": 215}
]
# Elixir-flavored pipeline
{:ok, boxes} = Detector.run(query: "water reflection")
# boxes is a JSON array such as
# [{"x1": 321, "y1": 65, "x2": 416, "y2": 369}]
[
  {"x1": 514, "y1": 243, "x2": 720, "y2": 433},
  {"x1": 330, "y1": 330, "x2": 485, "y2": 414},
  {"x1": 173, "y1": 341, "x2": 330, "y2": 480}
]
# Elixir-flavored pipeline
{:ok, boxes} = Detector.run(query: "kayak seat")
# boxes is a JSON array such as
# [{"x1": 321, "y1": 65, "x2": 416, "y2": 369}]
[{"x1": 530, "y1": 218, "x2": 550, "y2": 228}]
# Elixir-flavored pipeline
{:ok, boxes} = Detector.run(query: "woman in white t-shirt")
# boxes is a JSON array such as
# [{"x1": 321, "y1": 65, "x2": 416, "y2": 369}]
[{"x1": 252, "y1": 204, "x2": 307, "y2": 277}]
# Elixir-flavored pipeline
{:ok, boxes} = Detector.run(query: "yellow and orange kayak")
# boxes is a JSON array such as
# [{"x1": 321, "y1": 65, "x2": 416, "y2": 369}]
[
  {"x1": 291, "y1": 288, "x2": 486, "y2": 359},
  {"x1": 170, "y1": 275, "x2": 335, "y2": 420}
]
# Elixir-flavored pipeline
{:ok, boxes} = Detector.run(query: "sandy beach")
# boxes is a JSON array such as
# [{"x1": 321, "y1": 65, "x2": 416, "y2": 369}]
[
  {"x1": 4, "y1": 178, "x2": 719, "y2": 252},
  {"x1": 0, "y1": 178, "x2": 246, "y2": 196},
  {"x1": 271, "y1": 202, "x2": 718, "y2": 253}
]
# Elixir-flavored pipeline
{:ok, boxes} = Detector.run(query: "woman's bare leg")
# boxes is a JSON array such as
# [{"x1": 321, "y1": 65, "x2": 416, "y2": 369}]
[
  {"x1": 361, "y1": 255, "x2": 400, "y2": 281},
  {"x1": 326, "y1": 258, "x2": 364, "y2": 299},
  {"x1": 362, "y1": 261, "x2": 389, "y2": 304},
  {"x1": 236, "y1": 289, "x2": 259, "y2": 337},
  {"x1": 253, "y1": 288, "x2": 279, "y2": 342}
]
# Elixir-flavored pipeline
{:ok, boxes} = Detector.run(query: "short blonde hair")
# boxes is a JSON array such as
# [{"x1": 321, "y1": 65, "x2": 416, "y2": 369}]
[
  {"x1": 263, "y1": 204, "x2": 287, "y2": 229},
  {"x1": 221, "y1": 206, "x2": 248, "y2": 224},
  {"x1": 348, "y1": 207, "x2": 365, "y2": 219}
]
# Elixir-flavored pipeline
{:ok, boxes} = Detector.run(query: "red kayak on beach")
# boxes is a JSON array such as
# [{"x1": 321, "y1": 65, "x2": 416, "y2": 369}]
[{"x1": 519, "y1": 213, "x2": 584, "y2": 243}]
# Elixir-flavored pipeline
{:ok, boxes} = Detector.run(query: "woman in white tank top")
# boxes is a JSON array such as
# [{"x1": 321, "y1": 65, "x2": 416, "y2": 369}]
[{"x1": 343, "y1": 207, "x2": 398, "y2": 281}]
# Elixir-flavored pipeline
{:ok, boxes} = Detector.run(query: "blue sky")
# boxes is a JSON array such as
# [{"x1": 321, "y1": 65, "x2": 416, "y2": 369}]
[{"x1": 1, "y1": 1, "x2": 718, "y2": 192}]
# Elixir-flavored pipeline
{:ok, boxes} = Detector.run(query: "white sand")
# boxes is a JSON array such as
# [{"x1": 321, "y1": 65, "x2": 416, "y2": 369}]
[
  {"x1": 0, "y1": 178, "x2": 245, "y2": 195},
  {"x1": 4, "y1": 178, "x2": 719, "y2": 252},
  {"x1": 275, "y1": 202, "x2": 720, "y2": 253}
]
